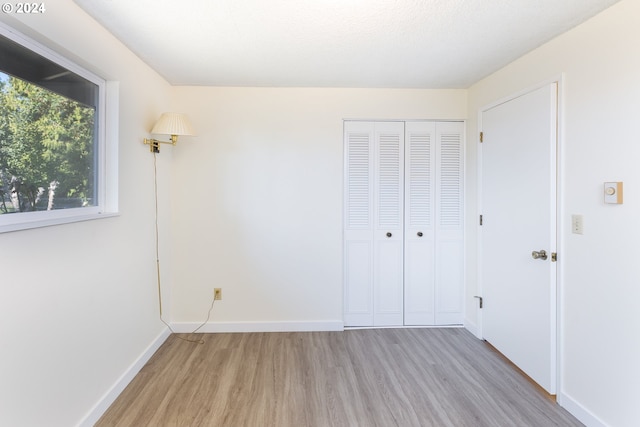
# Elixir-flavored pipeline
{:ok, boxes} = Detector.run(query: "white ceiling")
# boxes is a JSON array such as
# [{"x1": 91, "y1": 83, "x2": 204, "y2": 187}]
[{"x1": 74, "y1": 0, "x2": 620, "y2": 88}]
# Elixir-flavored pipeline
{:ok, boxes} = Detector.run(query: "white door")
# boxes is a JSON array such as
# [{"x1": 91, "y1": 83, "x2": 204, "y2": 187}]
[
  {"x1": 373, "y1": 123, "x2": 405, "y2": 326},
  {"x1": 434, "y1": 122, "x2": 465, "y2": 325},
  {"x1": 404, "y1": 122, "x2": 436, "y2": 325},
  {"x1": 404, "y1": 121, "x2": 464, "y2": 326},
  {"x1": 480, "y1": 83, "x2": 558, "y2": 393},
  {"x1": 344, "y1": 121, "x2": 404, "y2": 326}
]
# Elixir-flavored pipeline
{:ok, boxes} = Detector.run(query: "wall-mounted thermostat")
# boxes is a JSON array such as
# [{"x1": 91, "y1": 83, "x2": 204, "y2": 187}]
[{"x1": 604, "y1": 182, "x2": 623, "y2": 204}]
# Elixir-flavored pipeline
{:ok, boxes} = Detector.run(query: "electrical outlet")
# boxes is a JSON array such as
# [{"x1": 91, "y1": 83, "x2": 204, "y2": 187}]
[{"x1": 214, "y1": 288, "x2": 222, "y2": 301}]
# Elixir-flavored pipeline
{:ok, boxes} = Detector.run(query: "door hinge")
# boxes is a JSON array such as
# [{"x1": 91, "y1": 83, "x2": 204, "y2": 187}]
[
  {"x1": 552, "y1": 252, "x2": 557, "y2": 262},
  {"x1": 479, "y1": 131, "x2": 484, "y2": 143},
  {"x1": 474, "y1": 296, "x2": 483, "y2": 309},
  {"x1": 479, "y1": 214, "x2": 483, "y2": 226}
]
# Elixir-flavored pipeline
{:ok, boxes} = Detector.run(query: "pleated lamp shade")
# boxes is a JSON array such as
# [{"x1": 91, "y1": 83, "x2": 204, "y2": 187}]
[{"x1": 151, "y1": 112, "x2": 195, "y2": 136}]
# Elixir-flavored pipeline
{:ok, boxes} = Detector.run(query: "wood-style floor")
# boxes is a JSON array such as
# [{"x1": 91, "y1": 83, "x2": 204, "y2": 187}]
[{"x1": 96, "y1": 328, "x2": 582, "y2": 427}]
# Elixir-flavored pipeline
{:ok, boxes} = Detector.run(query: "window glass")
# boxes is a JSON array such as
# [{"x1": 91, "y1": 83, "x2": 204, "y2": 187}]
[
  {"x1": 0, "y1": 69, "x2": 97, "y2": 213},
  {"x1": 0, "y1": 27, "x2": 114, "y2": 233}
]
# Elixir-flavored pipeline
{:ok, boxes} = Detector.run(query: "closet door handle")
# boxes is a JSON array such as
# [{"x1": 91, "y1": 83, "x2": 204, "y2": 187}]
[
  {"x1": 417, "y1": 231, "x2": 423, "y2": 237},
  {"x1": 386, "y1": 232, "x2": 392, "y2": 238}
]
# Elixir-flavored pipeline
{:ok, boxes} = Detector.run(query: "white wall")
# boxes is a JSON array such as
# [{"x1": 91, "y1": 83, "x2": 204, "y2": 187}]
[
  {"x1": 0, "y1": 2, "x2": 174, "y2": 426},
  {"x1": 168, "y1": 87, "x2": 466, "y2": 330},
  {"x1": 466, "y1": 0, "x2": 640, "y2": 425}
]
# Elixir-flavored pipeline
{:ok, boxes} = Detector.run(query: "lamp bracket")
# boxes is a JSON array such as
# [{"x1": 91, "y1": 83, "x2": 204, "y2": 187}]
[{"x1": 143, "y1": 135, "x2": 178, "y2": 153}]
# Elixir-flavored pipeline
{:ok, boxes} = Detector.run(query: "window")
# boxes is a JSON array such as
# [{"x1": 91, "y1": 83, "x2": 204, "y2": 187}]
[{"x1": 0, "y1": 23, "x2": 117, "y2": 233}]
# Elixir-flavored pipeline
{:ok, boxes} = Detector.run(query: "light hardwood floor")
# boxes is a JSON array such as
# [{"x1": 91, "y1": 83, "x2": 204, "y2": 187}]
[{"x1": 96, "y1": 328, "x2": 582, "y2": 427}]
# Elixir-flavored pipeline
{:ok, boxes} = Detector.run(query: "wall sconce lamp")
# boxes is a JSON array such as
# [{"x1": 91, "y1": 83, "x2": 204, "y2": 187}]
[{"x1": 143, "y1": 112, "x2": 195, "y2": 153}]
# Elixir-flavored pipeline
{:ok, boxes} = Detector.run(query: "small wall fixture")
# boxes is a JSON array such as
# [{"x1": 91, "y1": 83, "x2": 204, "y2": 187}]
[
  {"x1": 143, "y1": 112, "x2": 195, "y2": 153},
  {"x1": 604, "y1": 181, "x2": 623, "y2": 204}
]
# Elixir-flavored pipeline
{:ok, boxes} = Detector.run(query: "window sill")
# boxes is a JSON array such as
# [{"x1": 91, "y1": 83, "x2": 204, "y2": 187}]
[{"x1": 0, "y1": 211, "x2": 120, "y2": 234}]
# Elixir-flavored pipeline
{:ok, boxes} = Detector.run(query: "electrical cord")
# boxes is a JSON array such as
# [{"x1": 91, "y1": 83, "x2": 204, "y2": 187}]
[{"x1": 153, "y1": 152, "x2": 215, "y2": 344}]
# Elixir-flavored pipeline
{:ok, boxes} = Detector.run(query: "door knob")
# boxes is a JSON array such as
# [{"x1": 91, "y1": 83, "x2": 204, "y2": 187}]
[
  {"x1": 417, "y1": 231, "x2": 423, "y2": 237},
  {"x1": 386, "y1": 232, "x2": 392, "y2": 238},
  {"x1": 531, "y1": 250, "x2": 548, "y2": 260}
]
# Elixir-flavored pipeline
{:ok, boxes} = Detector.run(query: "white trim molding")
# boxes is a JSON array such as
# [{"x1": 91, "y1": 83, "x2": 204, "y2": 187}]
[
  {"x1": 558, "y1": 392, "x2": 608, "y2": 427},
  {"x1": 77, "y1": 328, "x2": 171, "y2": 427},
  {"x1": 171, "y1": 320, "x2": 344, "y2": 333},
  {"x1": 464, "y1": 319, "x2": 480, "y2": 338}
]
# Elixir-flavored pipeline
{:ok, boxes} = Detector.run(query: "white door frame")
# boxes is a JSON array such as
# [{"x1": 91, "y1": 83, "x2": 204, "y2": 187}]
[{"x1": 475, "y1": 75, "x2": 564, "y2": 395}]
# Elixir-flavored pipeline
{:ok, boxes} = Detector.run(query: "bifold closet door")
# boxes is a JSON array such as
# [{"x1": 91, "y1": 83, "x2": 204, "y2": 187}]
[
  {"x1": 344, "y1": 120, "x2": 463, "y2": 327},
  {"x1": 433, "y1": 122, "x2": 464, "y2": 325},
  {"x1": 403, "y1": 121, "x2": 465, "y2": 326},
  {"x1": 404, "y1": 122, "x2": 437, "y2": 325},
  {"x1": 343, "y1": 121, "x2": 404, "y2": 327}
]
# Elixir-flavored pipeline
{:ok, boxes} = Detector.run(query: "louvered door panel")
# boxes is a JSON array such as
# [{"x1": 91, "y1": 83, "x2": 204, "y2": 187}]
[
  {"x1": 435, "y1": 122, "x2": 464, "y2": 325},
  {"x1": 404, "y1": 122, "x2": 436, "y2": 325},
  {"x1": 377, "y1": 133, "x2": 402, "y2": 228},
  {"x1": 373, "y1": 122, "x2": 404, "y2": 326},
  {"x1": 439, "y1": 132, "x2": 463, "y2": 229},
  {"x1": 408, "y1": 134, "x2": 432, "y2": 228},
  {"x1": 346, "y1": 132, "x2": 371, "y2": 229},
  {"x1": 343, "y1": 122, "x2": 374, "y2": 326}
]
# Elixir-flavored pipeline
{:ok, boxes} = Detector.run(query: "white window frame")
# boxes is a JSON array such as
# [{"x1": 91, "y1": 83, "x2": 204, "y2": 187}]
[{"x1": 0, "y1": 22, "x2": 118, "y2": 233}]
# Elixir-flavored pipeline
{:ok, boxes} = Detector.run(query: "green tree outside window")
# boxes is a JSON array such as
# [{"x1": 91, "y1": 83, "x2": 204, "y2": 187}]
[{"x1": 0, "y1": 72, "x2": 96, "y2": 214}]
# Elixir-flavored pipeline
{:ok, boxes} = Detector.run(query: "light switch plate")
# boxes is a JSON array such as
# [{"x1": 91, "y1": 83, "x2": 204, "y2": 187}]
[{"x1": 604, "y1": 182, "x2": 623, "y2": 204}]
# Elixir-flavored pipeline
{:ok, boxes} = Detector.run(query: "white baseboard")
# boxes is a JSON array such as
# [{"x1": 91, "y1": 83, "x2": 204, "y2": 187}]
[
  {"x1": 345, "y1": 325, "x2": 464, "y2": 330},
  {"x1": 170, "y1": 320, "x2": 344, "y2": 333},
  {"x1": 77, "y1": 327, "x2": 171, "y2": 427},
  {"x1": 464, "y1": 318, "x2": 481, "y2": 338},
  {"x1": 558, "y1": 391, "x2": 608, "y2": 427}
]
